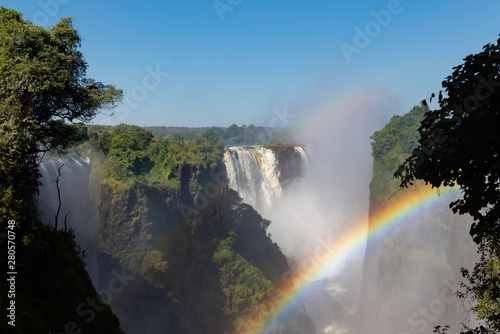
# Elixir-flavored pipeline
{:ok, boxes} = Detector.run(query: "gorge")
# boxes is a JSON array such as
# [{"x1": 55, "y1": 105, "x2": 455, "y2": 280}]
[
  {"x1": 33, "y1": 109, "x2": 480, "y2": 334},
  {"x1": 36, "y1": 135, "x2": 316, "y2": 334}
]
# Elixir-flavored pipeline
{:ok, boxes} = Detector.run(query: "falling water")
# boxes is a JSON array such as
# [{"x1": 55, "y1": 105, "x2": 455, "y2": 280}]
[
  {"x1": 223, "y1": 146, "x2": 282, "y2": 212},
  {"x1": 223, "y1": 145, "x2": 308, "y2": 213},
  {"x1": 36, "y1": 156, "x2": 100, "y2": 286},
  {"x1": 294, "y1": 146, "x2": 310, "y2": 166}
]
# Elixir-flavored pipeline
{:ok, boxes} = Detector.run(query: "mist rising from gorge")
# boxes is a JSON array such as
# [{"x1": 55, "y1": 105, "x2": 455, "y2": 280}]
[
  {"x1": 264, "y1": 87, "x2": 399, "y2": 275},
  {"x1": 36, "y1": 157, "x2": 101, "y2": 287},
  {"x1": 30, "y1": 87, "x2": 482, "y2": 334}
]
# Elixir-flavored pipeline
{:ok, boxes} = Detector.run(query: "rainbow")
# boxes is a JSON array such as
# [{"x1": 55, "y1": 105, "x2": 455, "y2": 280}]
[
  {"x1": 293, "y1": 87, "x2": 396, "y2": 144},
  {"x1": 235, "y1": 184, "x2": 460, "y2": 334}
]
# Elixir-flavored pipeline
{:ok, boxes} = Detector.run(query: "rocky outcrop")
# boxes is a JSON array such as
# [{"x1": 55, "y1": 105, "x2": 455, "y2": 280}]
[
  {"x1": 96, "y1": 160, "x2": 315, "y2": 334},
  {"x1": 264, "y1": 144, "x2": 308, "y2": 189}
]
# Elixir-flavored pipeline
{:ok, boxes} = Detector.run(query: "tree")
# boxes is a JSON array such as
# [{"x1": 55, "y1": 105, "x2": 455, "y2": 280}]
[
  {"x1": 0, "y1": 7, "x2": 122, "y2": 226},
  {"x1": 395, "y1": 37, "x2": 500, "y2": 333},
  {"x1": 202, "y1": 131, "x2": 222, "y2": 148},
  {"x1": 395, "y1": 37, "x2": 500, "y2": 249},
  {"x1": 226, "y1": 123, "x2": 241, "y2": 142}
]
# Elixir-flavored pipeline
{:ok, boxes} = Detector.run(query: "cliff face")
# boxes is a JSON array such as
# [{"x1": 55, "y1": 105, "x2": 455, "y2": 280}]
[
  {"x1": 95, "y1": 160, "x2": 315, "y2": 334},
  {"x1": 354, "y1": 105, "x2": 478, "y2": 334},
  {"x1": 19, "y1": 156, "x2": 126, "y2": 334},
  {"x1": 264, "y1": 144, "x2": 307, "y2": 189},
  {"x1": 0, "y1": 222, "x2": 124, "y2": 334}
]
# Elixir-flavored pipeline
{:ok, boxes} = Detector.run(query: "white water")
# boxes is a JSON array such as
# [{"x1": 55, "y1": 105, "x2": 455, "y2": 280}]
[
  {"x1": 223, "y1": 145, "x2": 310, "y2": 213},
  {"x1": 36, "y1": 156, "x2": 100, "y2": 286},
  {"x1": 223, "y1": 145, "x2": 284, "y2": 212},
  {"x1": 224, "y1": 145, "x2": 356, "y2": 334},
  {"x1": 295, "y1": 146, "x2": 310, "y2": 166}
]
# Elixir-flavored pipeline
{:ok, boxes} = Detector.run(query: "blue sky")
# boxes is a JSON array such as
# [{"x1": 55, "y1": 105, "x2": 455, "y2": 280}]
[{"x1": 2, "y1": 0, "x2": 500, "y2": 127}]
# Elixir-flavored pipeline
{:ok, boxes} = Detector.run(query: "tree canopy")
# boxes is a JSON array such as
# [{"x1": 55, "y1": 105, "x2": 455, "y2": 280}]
[
  {"x1": 143, "y1": 123, "x2": 293, "y2": 145},
  {"x1": 395, "y1": 37, "x2": 500, "y2": 248},
  {"x1": 0, "y1": 7, "x2": 122, "y2": 224},
  {"x1": 88, "y1": 124, "x2": 224, "y2": 190},
  {"x1": 395, "y1": 37, "x2": 500, "y2": 333},
  {"x1": 0, "y1": 8, "x2": 125, "y2": 332}
]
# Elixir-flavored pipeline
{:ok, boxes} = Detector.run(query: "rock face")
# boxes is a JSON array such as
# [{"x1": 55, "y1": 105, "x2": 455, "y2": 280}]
[
  {"x1": 355, "y1": 189, "x2": 477, "y2": 334},
  {"x1": 266, "y1": 144, "x2": 308, "y2": 189},
  {"x1": 95, "y1": 160, "x2": 315, "y2": 334},
  {"x1": 23, "y1": 156, "x2": 124, "y2": 334},
  {"x1": 354, "y1": 106, "x2": 478, "y2": 334},
  {"x1": 223, "y1": 144, "x2": 308, "y2": 213}
]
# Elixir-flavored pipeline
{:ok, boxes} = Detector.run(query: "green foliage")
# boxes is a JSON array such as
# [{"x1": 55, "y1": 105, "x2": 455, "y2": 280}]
[
  {"x1": 136, "y1": 250, "x2": 168, "y2": 289},
  {"x1": 0, "y1": 7, "x2": 123, "y2": 333},
  {"x1": 268, "y1": 130, "x2": 293, "y2": 145},
  {"x1": 90, "y1": 127, "x2": 315, "y2": 332},
  {"x1": 395, "y1": 36, "x2": 500, "y2": 334},
  {"x1": 88, "y1": 124, "x2": 224, "y2": 191},
  {"x1": 0, "y1": 7, "x2": 122, "y2": 227},
  {"x1": 369, "y1": 104, "x2": 427, "y2": 207},
  {"x1": 143, "y1": 124, "x2": 294, "y2": 145},
  {"x1": 71, "y1": 122, "x2": 89, "y2": 142},
  {"x1": 365, "y1": 103, "x2": 477, "y2": 334},
  {"x1": 464, "y1": 255, "x2": 500, "y2": 331},
  {"x1": 213, "y1": 233, "x2": 275, "y2": 329},
  {"x1": 396, "y1": 37, "x2": 500, "y2": 247},
  {"x1": 88, "y1": 125, "x2": 113, "y2": 153},
  {"x1": 0, "y1": 224, "x2": 124, "y2": 333}
]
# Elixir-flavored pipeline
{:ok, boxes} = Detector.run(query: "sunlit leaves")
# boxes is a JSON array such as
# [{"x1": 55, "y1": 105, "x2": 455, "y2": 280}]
[{"x1": 0, "y1": 7, "x2": 122, "y2": 228}]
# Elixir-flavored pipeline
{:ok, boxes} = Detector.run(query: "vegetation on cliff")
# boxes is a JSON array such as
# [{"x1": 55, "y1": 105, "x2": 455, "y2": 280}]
[
  {"x1": 396, "y1": 37, "x2": 500, "y2": 334},
  {"x1": 359, "y1": 102, "x2": 477, "y2": 334},
  {"x1": 87, "y1": 124, "x2": 224, "y2": 189},
  {"x1": 84, "y1": 125, "x2": 313, "y2": 333},
  {"x1": 0, "y1": 7, "x2": 124, "y2": 333},
  {"x1": 0, "y1": 6, "x2": 122, "y2": 226},
  {"x1": 369, "y1": 104, "x2": 427, "y2": 207},
  {"x1": 0, "y1": 226, "x2": 123, "y2": 333},
  {"x1": 213, "y1": 233, "x2": 274, "y2": 327}
]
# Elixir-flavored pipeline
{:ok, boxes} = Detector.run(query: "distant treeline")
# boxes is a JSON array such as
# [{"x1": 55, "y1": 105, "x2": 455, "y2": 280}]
[
  {"x1": 85, "y1": 124, "x2": 292, "y2": 145},
  {"x1": 142, "y1": 124, "x2": 292, "y2": 145}
]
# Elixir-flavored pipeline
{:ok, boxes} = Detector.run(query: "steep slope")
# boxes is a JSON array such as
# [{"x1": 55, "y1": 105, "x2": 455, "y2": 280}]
[
  {"x1": 0, "y1": 223, "x2": 124, "y2": 334},
  {"x1": 87, "y1": 126, "x2": 315, "y2": 334},
  {"x1": 355, "y1": 105, "x2": 478, "y2": 334}
]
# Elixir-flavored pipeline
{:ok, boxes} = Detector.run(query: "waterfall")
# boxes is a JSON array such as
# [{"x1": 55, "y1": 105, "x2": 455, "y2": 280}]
[
  {"x1": 223, "y1": 145, "x2": 307, "y2": 213},
  {"x1": 36, "y1": 156, "x2": 100, "y2": 286},
  {"x1": 294, "y1": 146, "x2": 309, "y2": 166}
]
